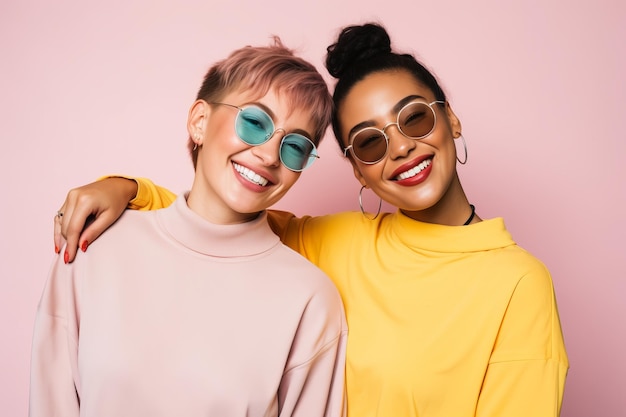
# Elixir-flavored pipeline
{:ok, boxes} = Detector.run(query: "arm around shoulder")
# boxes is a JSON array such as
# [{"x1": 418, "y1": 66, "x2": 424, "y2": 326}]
[{"x1": 99, "y1": 175, "x2": 177, "y2": 210}]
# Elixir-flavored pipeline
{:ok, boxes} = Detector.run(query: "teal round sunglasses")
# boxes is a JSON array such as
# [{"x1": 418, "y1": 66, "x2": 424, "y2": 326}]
[{"x1": 211, "y1": 103, "x2": 319, "y2": 172}]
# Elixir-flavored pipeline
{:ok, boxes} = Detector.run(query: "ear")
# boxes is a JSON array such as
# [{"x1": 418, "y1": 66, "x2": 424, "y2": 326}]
[
  {"x1": 187, "y1": 100, "x2": 210, "y2": 146},
  {"x1": 444, "y1": 102, "x2": 463, "y2": 138}
]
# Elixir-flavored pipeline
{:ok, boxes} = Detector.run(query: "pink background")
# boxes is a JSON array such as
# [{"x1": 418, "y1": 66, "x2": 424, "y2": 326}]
[{"x1": 1, "y1": 0, "x2": 624, "y2": 415}]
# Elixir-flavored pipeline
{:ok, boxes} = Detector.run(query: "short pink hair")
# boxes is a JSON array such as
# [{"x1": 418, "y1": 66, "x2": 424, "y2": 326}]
[{"x1": 189, "y1": 37, "x2": 332, "y2": 167}]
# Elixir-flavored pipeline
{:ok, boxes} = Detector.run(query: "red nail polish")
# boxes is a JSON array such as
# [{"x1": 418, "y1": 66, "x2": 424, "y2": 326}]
[
  {"x1": 64, "y1": 251, "x2": 69, "y2": 264},
  {"x1": 55, "y1": 245, "x2": 59, "y2": 254},
  {"x1": 81, "y1": 241, "x2": 88, "y2": 252}
]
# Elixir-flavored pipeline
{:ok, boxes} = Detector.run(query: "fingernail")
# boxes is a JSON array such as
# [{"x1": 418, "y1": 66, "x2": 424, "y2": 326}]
[
  {"x1": 55, "y1": 245, "x2": 59, "y2": 254},
  {"x1": 64, "y1": 251, "x2": 69, "y2": 264},
  {"x1": 81, "y1": 241, "x2": 88, "y2": 252}
]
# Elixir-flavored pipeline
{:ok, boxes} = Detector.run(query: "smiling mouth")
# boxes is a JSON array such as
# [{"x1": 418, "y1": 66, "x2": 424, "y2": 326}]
[
  {"x1": 233, "y1": 162, "x2": 269, "y2": 186},
  {"x1": 394, "y1": 158, "x2": 432, "y2": 180}
]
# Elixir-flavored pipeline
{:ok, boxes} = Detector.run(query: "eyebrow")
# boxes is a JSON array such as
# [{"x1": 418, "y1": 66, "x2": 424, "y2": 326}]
[
  {"x1": 246, "y1": 101, "x2": 313, "y2": 140},
  {"x1": 347, "y1": 94, "x2": 428, "y2": 138}
]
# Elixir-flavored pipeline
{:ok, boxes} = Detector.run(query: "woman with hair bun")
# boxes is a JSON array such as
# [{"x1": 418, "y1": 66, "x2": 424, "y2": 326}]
[{"x1": 52, "y1": 23, "x2": 568, "y2": 417}]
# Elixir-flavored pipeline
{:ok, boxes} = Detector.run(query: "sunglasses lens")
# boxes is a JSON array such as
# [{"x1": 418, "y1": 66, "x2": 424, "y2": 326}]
[
  {"x1": 351, "y1": 128, "x2": 388, "y2": 163},
  {"x1": 398, "y1": 102, "x2": 436, "y2": 138},
  {"x1": 280, "y1": 134, "x2": 318, "y2": 171},
  {"x1": 236, "y1": 107, "x2": 274, "y2": 145}
]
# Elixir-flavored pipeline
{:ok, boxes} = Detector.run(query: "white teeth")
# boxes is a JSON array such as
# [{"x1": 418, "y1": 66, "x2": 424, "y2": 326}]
[
  {"x1": 233, "y1": 163, "x2": 269, "y2": 186},
  {"x1": 396, "y1": 159, "x2": 432, "y2": 180}
]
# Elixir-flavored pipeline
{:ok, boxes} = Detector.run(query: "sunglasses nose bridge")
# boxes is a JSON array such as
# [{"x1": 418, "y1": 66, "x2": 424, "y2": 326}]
[
  {"x1": 381, "y1": 121, "x2": 402, "y2": 139},
  {"x1": 271, "y1": 127, "x2": 287, "y2": 140}
]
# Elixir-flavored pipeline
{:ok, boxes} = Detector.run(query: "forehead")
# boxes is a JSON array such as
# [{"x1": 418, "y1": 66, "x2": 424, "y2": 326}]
[{"x1": 344, "y1": 70, "x2": 434, "y2": 112}]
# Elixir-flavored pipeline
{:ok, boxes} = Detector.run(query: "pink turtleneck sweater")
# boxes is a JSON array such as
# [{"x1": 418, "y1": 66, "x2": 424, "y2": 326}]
[{"x1": 30, "y1": 194, "x2": 347, "y2": 417}]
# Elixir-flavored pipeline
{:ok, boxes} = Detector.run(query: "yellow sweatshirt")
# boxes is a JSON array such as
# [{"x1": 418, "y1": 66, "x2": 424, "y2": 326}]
[{"x1": 125, "y1": 177, "x2": 568, "y2": 417}]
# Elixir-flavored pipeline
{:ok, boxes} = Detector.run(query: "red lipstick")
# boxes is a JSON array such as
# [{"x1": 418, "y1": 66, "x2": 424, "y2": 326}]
[{"x1": 390, "y1": 155, "x2": 433, "y2": 187}]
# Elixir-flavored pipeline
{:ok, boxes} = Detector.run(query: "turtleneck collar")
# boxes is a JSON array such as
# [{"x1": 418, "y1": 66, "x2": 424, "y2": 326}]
[
  {"x1": 389, "y1": 210, "x2": 516, "y2": 253},
  {"x1": 156, "y1": 193, "x2": 280, "y2": 258}
]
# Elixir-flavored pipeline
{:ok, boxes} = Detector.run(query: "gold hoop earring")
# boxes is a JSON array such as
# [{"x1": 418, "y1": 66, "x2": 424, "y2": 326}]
[
  {"x1": 359, "y1": 185, "x2": 382, "y2": 220},
  {"x1": 456, "y1": 135, "x2": 468, "y2": 165}
]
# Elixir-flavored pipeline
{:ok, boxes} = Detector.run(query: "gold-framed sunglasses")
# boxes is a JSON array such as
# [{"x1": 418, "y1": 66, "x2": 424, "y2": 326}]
[{"x1": 343, "y1": 100, "x2": 445, "y2": 164}]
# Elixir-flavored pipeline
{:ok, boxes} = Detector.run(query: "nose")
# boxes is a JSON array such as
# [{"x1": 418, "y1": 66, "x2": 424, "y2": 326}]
[
  {"x1": 384, "y1": 123, "x2": 416, "y2": 160},
  {"x1": 251, "y1": 128, "x2": 283, "y2": 167}
]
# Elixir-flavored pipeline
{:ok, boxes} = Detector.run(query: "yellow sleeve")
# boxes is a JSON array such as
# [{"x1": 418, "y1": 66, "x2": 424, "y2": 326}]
[
  {"x1": 266, "y1": 210, "x2": 331, "y2": 263},
  {"x1": 477, "y1": 262, "x2": 569, "y2": 416},
  {"x1": 99, "y1": 175, "x2": 178, "y2": 210}
]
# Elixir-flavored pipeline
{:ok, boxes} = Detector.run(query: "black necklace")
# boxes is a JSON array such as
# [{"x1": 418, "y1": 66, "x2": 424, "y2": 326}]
[{"x1": 463, "y1": 204, "x2": 476, "y2": 226}]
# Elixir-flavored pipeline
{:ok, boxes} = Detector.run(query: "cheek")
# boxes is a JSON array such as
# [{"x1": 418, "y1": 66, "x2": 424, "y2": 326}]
[
  {"x1": 208, "y1": 118, "x2": 241, "y2": 144},
  {"x1": 424, "y1": 131, "x2": 456, "y2": 159},
  {"x1": 443, "y1": 137, "x2": 459, "y2": 163},
  {"x1": 356, "y1": 163, "x2": 385, "y2": 185},
  {"x1": 281, "y1": 170, "x2": 302, "y2": 189}
]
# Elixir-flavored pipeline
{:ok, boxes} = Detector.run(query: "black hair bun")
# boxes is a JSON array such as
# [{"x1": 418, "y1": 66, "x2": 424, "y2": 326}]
[{"x1": 326, "y1": 23, "x2": 392, "y2": 79}]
